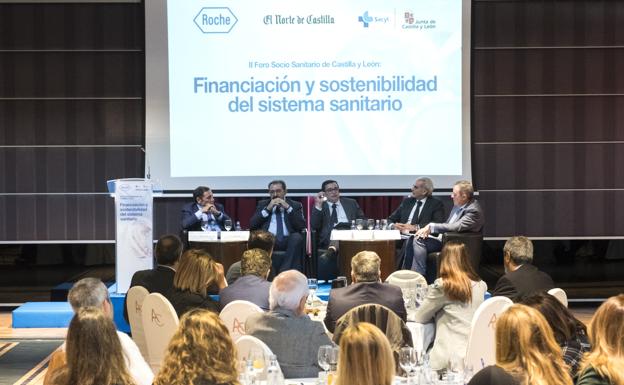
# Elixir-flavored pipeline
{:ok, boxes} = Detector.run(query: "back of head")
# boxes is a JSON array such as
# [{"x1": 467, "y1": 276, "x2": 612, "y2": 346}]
[
  {"x1": 580, "y1": 294, "x2": 624, "y2": 385},
  {"x1": 154, "y1": 308, "x2": 238, "y2": 385},
  {"x1": 496, "y1": 304, "x2": 572, "y2": 385},
  {"x1": 269, "y1": 270, "x2": 308, "y2": 311},
  {"x1": 247, "y1": 230, "x2": 275, "y2": 254},
  {"x1": 173, "y1": 249, "x2": 218, "y2": 297},
  {"x1": 504, "y1": 236, "x2": 534, "y2": 265},
  {"x1": 335, "y1": 322, "x2": 395, "y2": 385},
  {"x1": 520, "y1": 292, "x2": 586, "y2": 345},
  {"x1": 241, "y1": 248, "x2": 271, "y2": 278},
  {"x1": 351, "y1": 251, "x2": 381, "y2": 282},
  {"x1": 155, "y1": 234, "x2": 183, "y2": 266},
  {"x1": 67, "y1": 278, "x2": 109, "y2": 312},
  {"x1": 439, "y1": 242, "x2": 479, "y2": 303},
  {"x1": 54, "y1": 307, "x2": 132, "y2": 385}
]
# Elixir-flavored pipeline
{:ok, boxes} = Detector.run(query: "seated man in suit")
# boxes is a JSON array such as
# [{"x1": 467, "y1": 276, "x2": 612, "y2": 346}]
[
  {"x1": 250, "y1": 180, "x2": 306, "y2": 273},
  {"x1": 324, "y1": 251, "x2": 406, "y2": 333},
  {"x1": 225, "y1": 230, "x2": 275, "y2": 285},
  {"x1": 219, "y1": 248, "x2": 272, "y2": 310},
  {"x1": 388, "y1": 177, "x2": 445, "y2": 272},
  {"x1": 123, "y1": 234, "x2": 183, "y2": 322},
  {"x1": 245, "y1": 270, "x2": 332, "y2": 378},
  {"x1": 413, "y1": 180, "x2": 485, "y2": 276},
  {"x1": 311, "y1": 179, "x2": 366, "y2": 271},
  {"x1": 181, "y1": 186, "x2": 231, "y2": 232},
  {"x1": 492, "y1": 236, "x2": 554, "y2": 302}
]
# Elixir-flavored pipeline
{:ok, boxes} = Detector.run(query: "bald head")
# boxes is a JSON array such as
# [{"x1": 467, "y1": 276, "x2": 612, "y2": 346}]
[{"x1": 269, "y1": 270, "x2": 309, "y2": 313}]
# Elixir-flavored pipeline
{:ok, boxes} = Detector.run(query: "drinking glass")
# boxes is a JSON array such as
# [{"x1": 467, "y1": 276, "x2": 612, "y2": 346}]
[
  {"x1": 201, "y1": 220, "x2": 210, "y2": 232},
  {"x1": 328, "y1": 345, "x2": 339, "y2": 371},
  {"x1": 318, "y1": 345, "x2": 332, "y2": 372},
  {"x1": 399, "y1": 347, "x2": 415, "y2": 377},
  {"x1": 224, "y1": 219, "x2": 233, "y2": 231},
  {"x1": 355, "y1": 219, "x2": 364, "y2": 230},
  {"x1": 308, "y1": 278, "x2": 318, "y2": 306},
  {"x1": 367, "y1": 219, "x2": 375, "y2": 230}
]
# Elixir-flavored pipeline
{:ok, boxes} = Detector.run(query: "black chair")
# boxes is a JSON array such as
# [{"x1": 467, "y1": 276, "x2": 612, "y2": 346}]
[{"x1": 425, "y1": 232, "x2": 483, "y2": 283}]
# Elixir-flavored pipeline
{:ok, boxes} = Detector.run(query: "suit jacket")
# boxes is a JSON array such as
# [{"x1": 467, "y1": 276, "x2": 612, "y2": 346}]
[
  {"x1": 492, "y1": 264, "x2": 555, "y2": 302},
  {"x1": 180, "y1": 201, "x2": 230, "y2": 232},
  {"x1": 219, "y1": 274, "x2": 271, "y2": 310},
  {"x1": 388, "y1": 196, "x2": 445, "y2": 227},
  {"x1": 249, "y1": 198, "x2": 306, "y2": 233},
  {"x1": 323, "y1": 281, "x2": 407, "y2": 333},
  {"x1": 432, "y1": 199, "x2": 484, "y2": 234},
  {"x1": 310, "y1": 197, "x2": 366, "y2": 247},
  {"x1": 246, "y1": 308, "x2": 332, "y2": 379},
  {"x1": 123, "y1": 265, "x2": 176, "y2": 322}
]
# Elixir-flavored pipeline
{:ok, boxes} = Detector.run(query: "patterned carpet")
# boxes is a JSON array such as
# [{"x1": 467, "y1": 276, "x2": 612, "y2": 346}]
[{"x1": 0, "y1": 340, "x2": 62, "y2": 385}]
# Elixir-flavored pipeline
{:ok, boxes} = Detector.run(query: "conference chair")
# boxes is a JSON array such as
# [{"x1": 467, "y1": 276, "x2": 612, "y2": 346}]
[
  {"x1": 426, "y1": 232, "x2": 483, "y2": 283},
  {"x1": 236, "y1": 335, "x2": 277, "y2": 380},
  {"x1": 126, "y1": 285, "x2": 150, "y2": 361},
  {"x1": 219, "y1": 300, "x2": 264, "y2": 342},
  {"x1": 385, "y1": 270, "x2": 428, "y2": 289},
  {"x1": 464, "y1": 296, "x2": 513, "y2": 371},
  {"x1": 141, "y1": 293, "x2": 179, "y2": 373},
  {"x1": 547, "y1": 287, "x2": 569, "y2": 308}
]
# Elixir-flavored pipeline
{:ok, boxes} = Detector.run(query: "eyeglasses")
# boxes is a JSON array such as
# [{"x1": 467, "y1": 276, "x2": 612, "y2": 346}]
[{"x1": 325, "y1": 187, "x2": 339, "y2": 193}]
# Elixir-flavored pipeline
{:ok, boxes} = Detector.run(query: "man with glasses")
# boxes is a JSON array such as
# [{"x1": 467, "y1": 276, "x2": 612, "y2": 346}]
[{"x1": 250, "y1": 180, "x2": 306, "y2": 273}]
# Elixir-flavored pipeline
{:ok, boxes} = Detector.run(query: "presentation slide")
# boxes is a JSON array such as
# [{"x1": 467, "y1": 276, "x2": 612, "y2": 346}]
[{"x1": 145, "y1": 0, "x2": 471, "y2": 193}]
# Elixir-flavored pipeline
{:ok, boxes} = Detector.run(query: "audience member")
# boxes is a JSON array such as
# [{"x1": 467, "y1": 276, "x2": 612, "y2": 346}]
[
  {"x1": 492, "y1": 236, "x2": 554, "y2": 301},
  {"x1": 250, "y1": 180, "x2": 306, "y2": 272},
  {"x1": 181, "y1": 186, "x2": 231, "y2": 232},
  {"x1": 467, "y1": 304, "x2": 572, "y2": 385},
  {"x1": 167, "y1": 249, "x2": 226, "y2": 317},
  {"x1": 123, "y1": 234, "x2": 183, "y2": 322},
  {"x1": 576, "y1": 294, "x2": 624, "y2": 385},
  {"x1": 413, "y1": 180, "x2": 484, "y2": 276},
  {"x1": 334, "y1": 322, "x2": 395, "y2": 385},
  {"x1": 324, "y1": 251, "x2": 406, "y2": 333},
  {"x1": 412, "y1": 242, "x2": 487, "y2": 370},
  {"x1": 46, "y1": 307, "x2": 137, "y2": 385},
  {"x1": 521, "y1": 293, "x2": 590, "y2": 377},
  {"x1": 226, "y1": 230, "x2": 275, "y2": 284},
  {"x1": 388, "y1": 177, "x2": 445, "y2": 271},
  {"x1": 153, "y1": 308, "x2": 239, "y2": 385},
  {"x1": 219, "y1": 248, "x2": 272, "y2": 310},
  {"x1": 245, "y1": 270, "x2": 331, "y2": 378}
]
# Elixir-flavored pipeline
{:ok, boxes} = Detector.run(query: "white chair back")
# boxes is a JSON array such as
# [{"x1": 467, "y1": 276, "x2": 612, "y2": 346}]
[
  {"x1": 548, "y1": 288, "x2": 568, "y2": 308},
  {"x1": 235, "y1": 335, "x2": 276, "y2": 380},
  {"x1": 386, "y1": 270, "x2": 428, "y2": 289},
  {"x1": 464, "y1": 296, "x2": 513, "y2": 371},
  {"x1": 141, "y1": 293, "x2": 179, "y2": 374},
  {"x1": 219, "y1": 300, "x2": 264, "y2": 341},
  {"x1": 126, "y1": 286, "x2": 150, "y2": 361}
]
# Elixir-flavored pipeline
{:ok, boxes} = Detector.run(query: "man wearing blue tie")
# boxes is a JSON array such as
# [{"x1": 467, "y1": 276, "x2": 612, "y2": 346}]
[
  {"x1": 180, "y1": 186, "x2": 231, "y2": 232},
  {"x1": 411, "y1": 180, "x2": 484, "y2": 276},
  {"x1": 250, "y1": 180, "x2": 306, "y2": 273}
]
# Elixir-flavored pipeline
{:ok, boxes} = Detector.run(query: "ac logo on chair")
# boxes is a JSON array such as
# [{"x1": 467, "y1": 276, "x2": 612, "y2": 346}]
[
  {"x1": 151, "y1": 309, "x2": 164, "y2": 327},
  {"x1": 232, "y1": 317, "x2": 245, "y2": 336}
]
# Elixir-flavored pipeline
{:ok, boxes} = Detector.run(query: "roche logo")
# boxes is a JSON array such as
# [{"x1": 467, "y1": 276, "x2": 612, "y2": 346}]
[{"x1": 194, "y1": 7, "x2": 238, "y2": 34}]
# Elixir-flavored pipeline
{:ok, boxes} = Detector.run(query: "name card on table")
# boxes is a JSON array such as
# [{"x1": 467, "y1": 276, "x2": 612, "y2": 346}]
[
  {"x1": 352, "y1": 230, "x2": 374, "y2": 240},
  {"x1": 220, "y1": 231, "x2": 250, "y2": 241},
  {"x1": 373, "y1": 230, "x2": 401, "y2": 240},
  {"x1": 330, "y1": 230, "x2": 353, "y2": 241},
  {"x1": 188, "y1": 231, "x2": 219, "y2": 242}
]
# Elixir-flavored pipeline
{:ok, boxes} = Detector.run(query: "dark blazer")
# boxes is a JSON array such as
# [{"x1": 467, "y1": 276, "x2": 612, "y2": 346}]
[
  {"x1": 388, "y1": 196, "x2": 445, "y2": 227},
  {"x1": 323, "y1": 281, "x2": 407, "y2": 333},
  {"x1": 249, "y1": 198, "x2": 306, "y2": 233},
  {"x1": 492, "y1": 264, "x2": 555, "y2": 302},
  {"x1": 180, "y1": 201, "x2": 230, "y2": 232},
  {"x1": 123, "y1": 265, "x2": 176, "y2": 322},
  {"x1": 219, "y1": 275, "x2": 271, "y2": 310},
  {"x1": 310, "y1": 197, "x2": 366, "y2": 248},
  {"x1": 166, "y1": 288, "x2": 220, "y2": 317}
]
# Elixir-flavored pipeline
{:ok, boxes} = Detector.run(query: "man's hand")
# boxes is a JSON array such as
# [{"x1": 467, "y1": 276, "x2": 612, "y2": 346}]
[
  {"x1": 416, "y1": 224, "x2": 431, "y2": 239},
  {"x1": 269, "y1": 197, "x2": 289, "y2": 211},
  {"x1": 314, "y1": 192, "x2": 325, "y2": 209}
]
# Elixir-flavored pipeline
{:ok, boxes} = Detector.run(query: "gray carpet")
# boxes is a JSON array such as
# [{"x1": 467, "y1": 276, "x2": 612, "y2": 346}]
[{"x1": 0, "y1": 339, "x2": 63, "y2": 385}]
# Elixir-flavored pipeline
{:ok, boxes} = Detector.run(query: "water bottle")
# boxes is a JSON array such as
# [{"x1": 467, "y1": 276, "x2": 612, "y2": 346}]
[
  {"x1": 266, "y1": 354, "x2": 284, "y2": 385},
  {"x1": 350, "y1": 220, "x2": 356, "y2": 230},
  {"x1": 235, "y1": 220, "x2": 242, "y2": 231}
]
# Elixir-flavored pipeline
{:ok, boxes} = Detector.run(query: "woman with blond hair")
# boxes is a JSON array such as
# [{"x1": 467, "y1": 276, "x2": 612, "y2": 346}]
[
  {"x1": 47, "y1": 307, "x2": 136, "y2": 385},
  {"x1": 412, "y1": 241, "x2": 487, "y2": 370},
  {"x1": 167, "y1": 249, "x2": 227, "y2": 317},
  {"x1": 154, "y1": 308, "x2": 239, "y2": 385},
  {"x1": 576, "y1": 294, "x2": 624, "y2": 385},
  {"x1": 468, "y1": 304, "x2": 573, "y2": 385},
  {"x1": 334, "y1": 322, "x2": 395, "y2": 385}
]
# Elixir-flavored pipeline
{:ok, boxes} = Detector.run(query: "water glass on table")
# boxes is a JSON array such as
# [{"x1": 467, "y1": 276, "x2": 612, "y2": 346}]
[
  {"x1": 307, "y1": 278, "x2": 318, "y2": 307},
  {"x1": 224, "y1": 219, "x2": 233, "y2": 231}
]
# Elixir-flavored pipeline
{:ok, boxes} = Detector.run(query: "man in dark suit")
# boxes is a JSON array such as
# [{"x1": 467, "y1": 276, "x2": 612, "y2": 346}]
[
  {"x1": 414, "y1": 180, "x2": 484, "y2": 276},
  {"x1": 220, "y1": 248, "x2": 272, "y2": 310},
  {"x1": 492, "y1": 236, "x2": 554, "y2": 302},
  {"x1": 388, "y1": 177, "x2": 445, "y2": 272},
  {"x1": 123, "y1": 234, "x2": 183, "y2": 322},
  {"x1": 311, "y1": 179, "x2": 366, "y2": 270},
  {"x1": 324, "y1": 251, "x2": 406, "y2": 333},
  {"x1": 250, "y1": 180, "x2": 306, "y2": 273},
  {"x1": 180, "y1": 186, "x2": 231, "y2": 232}
]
